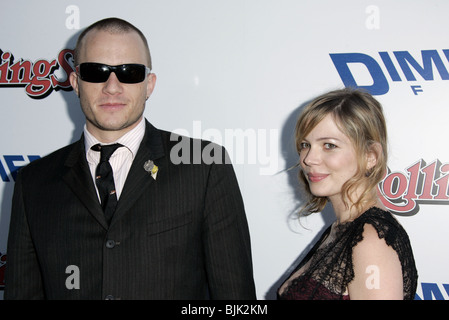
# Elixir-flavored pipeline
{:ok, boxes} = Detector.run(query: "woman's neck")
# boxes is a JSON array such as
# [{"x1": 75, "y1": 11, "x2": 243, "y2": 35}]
[{"x1": 330, "y1": 194, "x2": 385, "y2": 224}]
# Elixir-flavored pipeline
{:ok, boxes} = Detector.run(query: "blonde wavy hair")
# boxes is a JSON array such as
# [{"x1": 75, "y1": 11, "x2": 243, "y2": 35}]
[{"x1": 295, "y1": 88, "x2": 388, "y2": 216}]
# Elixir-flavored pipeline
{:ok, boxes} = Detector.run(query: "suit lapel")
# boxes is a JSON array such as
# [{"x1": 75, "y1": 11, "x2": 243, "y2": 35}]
[
  {"x1": 62, "y1": 137, "x2": 108, "y2": 229},
  {"x1": 111, "y1": 121, "x2": 166, "y2": 226}
]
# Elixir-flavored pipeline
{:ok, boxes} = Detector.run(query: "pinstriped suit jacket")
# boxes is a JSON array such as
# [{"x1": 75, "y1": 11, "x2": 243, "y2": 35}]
[{"x1": 5, "y1": 120, "x2": 256, "y2": 300}]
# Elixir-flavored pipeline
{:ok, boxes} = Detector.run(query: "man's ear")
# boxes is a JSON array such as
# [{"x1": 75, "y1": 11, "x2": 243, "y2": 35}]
[
  {"x1": 146, "y1": 73, "x2": 157, "y2": 100},
  {"x1": 69, "y1": 71, "x2": 80, "y2": 97}
]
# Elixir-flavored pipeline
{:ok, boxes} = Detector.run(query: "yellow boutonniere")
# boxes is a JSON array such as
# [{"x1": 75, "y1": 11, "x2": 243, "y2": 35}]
[{"x1": 143, "y1": 160, "x2": 159, "y2": 180}]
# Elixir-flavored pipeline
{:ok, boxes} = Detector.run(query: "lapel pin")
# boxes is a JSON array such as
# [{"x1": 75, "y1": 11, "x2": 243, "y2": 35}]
[{"x1": 143, "y1": 160, "x2": 159, "y2": 180}]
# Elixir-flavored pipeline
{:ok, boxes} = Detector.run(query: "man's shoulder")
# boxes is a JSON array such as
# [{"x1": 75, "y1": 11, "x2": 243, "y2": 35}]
[
  {"x1": 20, "y1": 140, "x2": 81, "y2": 176},
  {"x1": 158, "y1": 130, "x2": 231, "y2": 166},
  {"x1": 145, "y1": 120, "x2": 222, "y2": 149}
]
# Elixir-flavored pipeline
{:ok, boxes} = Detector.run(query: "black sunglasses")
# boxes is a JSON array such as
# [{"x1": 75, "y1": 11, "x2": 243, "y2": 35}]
[{"x1": 76, "y1": 63, "x2": 151, "y2": 84}]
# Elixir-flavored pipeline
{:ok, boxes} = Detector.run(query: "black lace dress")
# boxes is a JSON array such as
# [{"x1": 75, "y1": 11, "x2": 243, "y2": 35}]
[{"x1": 277, "y1": 207, "x2": 418, "y2": 300}]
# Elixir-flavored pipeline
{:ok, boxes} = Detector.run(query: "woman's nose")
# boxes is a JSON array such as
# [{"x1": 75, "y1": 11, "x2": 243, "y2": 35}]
[{"x1": 301, "y1": 146, "x2": 320, "y2": 167}]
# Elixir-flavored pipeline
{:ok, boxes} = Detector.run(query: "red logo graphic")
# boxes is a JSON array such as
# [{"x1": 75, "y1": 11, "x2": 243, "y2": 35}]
[
  {"x1": 378, "y1": 159, "x2": 449, "y2": 215},
  {"x1": 0, "y1": 252, "x2": 6, "y2": 289},
  {"x1": 0, "y1": 48, "x2": 74, "y2": 99}
]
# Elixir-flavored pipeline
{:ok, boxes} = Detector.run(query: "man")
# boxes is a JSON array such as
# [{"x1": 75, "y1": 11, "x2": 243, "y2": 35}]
[{"x1": 5, "y1": 17, "x2": 256, "y2": 300}]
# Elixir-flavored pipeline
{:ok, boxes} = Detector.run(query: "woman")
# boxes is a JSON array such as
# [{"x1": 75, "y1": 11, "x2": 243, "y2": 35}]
[{"x1": 278, "y1": 88, "x2": 418, "y2": 300}]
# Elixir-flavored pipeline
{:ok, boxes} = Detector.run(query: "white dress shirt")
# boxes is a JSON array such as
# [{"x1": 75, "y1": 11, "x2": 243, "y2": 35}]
[{"x1": 84, "y1": 117, "x2": 145, "y2": 201}]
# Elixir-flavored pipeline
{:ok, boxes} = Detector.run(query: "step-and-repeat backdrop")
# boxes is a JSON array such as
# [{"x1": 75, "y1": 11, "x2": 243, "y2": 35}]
[{"x1": 1, "y1": 0, "x2": 448, "y2": 300}]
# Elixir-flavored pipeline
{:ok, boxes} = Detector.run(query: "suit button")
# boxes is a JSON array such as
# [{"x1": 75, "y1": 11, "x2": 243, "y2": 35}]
[
  {"x1": 105, "y1": 240, "x2": 116, "y2": 248},
  {"x1": 104, "y1": 295, "x2": 115, "y2": 300}
]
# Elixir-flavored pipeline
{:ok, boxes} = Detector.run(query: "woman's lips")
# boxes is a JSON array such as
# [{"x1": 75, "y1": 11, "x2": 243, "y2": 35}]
[{"x1": 307, "y1": 173, "x2": 329, "y2": 183}]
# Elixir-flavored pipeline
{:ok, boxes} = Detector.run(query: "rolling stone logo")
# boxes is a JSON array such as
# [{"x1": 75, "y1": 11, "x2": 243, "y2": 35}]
[
  {"x1": 378, "y1": 159, "x2": 449, "y2": 215},
  {"x1": 0, "y1": 48, "x2": 74, "y2": 99}
]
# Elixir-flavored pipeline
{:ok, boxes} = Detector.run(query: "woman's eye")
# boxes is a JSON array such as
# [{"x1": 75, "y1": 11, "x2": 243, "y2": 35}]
[
  {"x1": 299, "y1": 142, "x2": 310, "y2": 150},
  {"x1": 324, "y1": 143, "x2": 337, "y2": 149}
]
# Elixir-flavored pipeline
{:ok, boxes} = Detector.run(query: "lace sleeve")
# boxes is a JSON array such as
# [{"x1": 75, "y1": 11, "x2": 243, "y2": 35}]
[
  {"x1": 291, "y1": 207, "x2": 418, "y2": 300},
  {"x1": 278, "y1": 207, "x2": 418, "y2": 300},
  {"x1": 346, "y1": 208, "x2": 418, "y2": 300}
]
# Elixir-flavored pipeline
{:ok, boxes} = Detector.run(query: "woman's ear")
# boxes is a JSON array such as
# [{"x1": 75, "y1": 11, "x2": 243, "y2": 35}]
[{"x1": 366, "y1": 142, "x2": 382, "y2": 172}]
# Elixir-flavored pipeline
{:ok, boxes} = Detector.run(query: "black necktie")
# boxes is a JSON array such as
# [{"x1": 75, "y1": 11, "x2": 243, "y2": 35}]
[{"x1": 91, "y1": 143, "x2": 122, "y2": 225}]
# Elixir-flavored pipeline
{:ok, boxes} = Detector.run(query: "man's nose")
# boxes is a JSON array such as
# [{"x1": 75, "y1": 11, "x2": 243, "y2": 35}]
[{"x1": 102, "y1": 72, "x2": 123, "y2": 94}]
